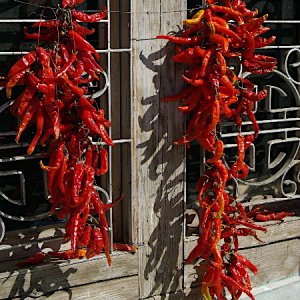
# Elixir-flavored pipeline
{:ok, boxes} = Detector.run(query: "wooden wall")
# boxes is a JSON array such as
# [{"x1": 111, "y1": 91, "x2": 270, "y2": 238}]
[
  {"x1": 131, "y1": 0, "x2": 186, "y2": 298},
  {"x1": 0, "y1": 0, "x2": 299, "y2": 299}
]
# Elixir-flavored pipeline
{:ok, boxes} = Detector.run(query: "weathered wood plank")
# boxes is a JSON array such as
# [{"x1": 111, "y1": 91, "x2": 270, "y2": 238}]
[
  {"x1": 0, "y1": 252, "x2": 138, "y2": 299},
  {"x1": 239, "y1": 216, "x2": 300, "y2": 248},
  {"x1": 184, "y1": 217, "x2": 300, "y2": 289},
  {"x1": 184, "y1": 238, "x2": 300, "y2": 289},
  {"x1": 187, "y1": 215, "x2": 300, "y2": 250},
  {"x1": 131, "y1": 0, "x2": 186, "y2": 298},
  {"x1": 12, "y1": 275, "x2": 139, "y2": 300},
  {"x1": 1, "y1": 224, "x2": 64, "y2": 247},
  {"x1": 142, "y1": 275, "x2": 300, "y2": 300},
  {"x1": 240, "y1": 239, "x2": 300, "y2": 287},
  {"x1": 0, "y1": 224, "x2": 66, "y2": 262},
  {"x1": 143, "y1": 289, "x2": 201, "y2": 300}
]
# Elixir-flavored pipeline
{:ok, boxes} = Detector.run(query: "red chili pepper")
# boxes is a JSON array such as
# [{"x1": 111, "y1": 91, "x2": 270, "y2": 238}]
[
  {"x1": 207, "y1": 141, "x2": 224, "y2": 164},
  {"x1": 71, "y1": 8, "x2": 108, "y2": 23},
  {"x1": 246, "y1": 106, "x2": 260, "y2": 135},
  {"x1": 40, "y1": 124, "x2": 73, "y2": 146},
  {"x1": 241, "y1": 29, "x2": 256, "y2": 59},
  {"x1": 81, "y1": 57, "x2": 102, "y2": 76},
  {"x1": 242, "y1": 14, "x2": 269, "y2": 32},
  {"x1": 182, "y1": 75, "x2": 204, "y2": 86},
  {"x1": 15, "y1": 99, "x2": 38, "y2": 143},
  {"x1": 214, "y1": 23, "x2": 242, "y2": 42},
  {"x1": 55, "y1": 53, "x2": 77, "y2": 79},
  {"x1": 255, "y1": 36, "x2": 276, "y2": 48},
  {"x1": 8, "y1": 51, "x2": 36, "y2": 78},
  {"x1": 212, "y1": 16, "x2": 229, "y2": 28},
  {"x1": 77, "y1": 165, "x2": 95, "y2": 208},
  {"x1": 17, "y1": 252, "x2": 47, "y2": 267},
  {"x1": 243, "y1": 89, "x2": 268, "y2": 102},
  {"x1": 236, "y1": 219, "x2": 267, "y2": 232},
  {"x1": 68, "y1": 214, "x2": 81, "y2": 252},
  {"x1": 32, "y1": 20, "x2": 62, "y2": 28},
  {"x1": 235, "y1": 253, "x2": 258, "y2": 274},
  {"x1": 95, "y1": 148, "x2": 109, "y2": 176},
  {"x1": 221, "y1": 273, "x2": 255, "y2": 300},
  {"x1": 210, "y1": 34, "x2": 229, "y2": 53},
  {"x1": 7, "y1": 0, "x2": 115, "y2": 273},
  {"x1": 71, "y1": 162, "x2": 85, "y2": 206},
  {"x1": 72, "y1": 20, "x2": 96, "y2": 36},
  {"x1": 62, "y1": 0, "x2": 72, "y2": 8},
  {"x1": 255, "y1": 211, "x2": 294, "y2": 221},
  {"x1": 84, "y1": 146, "x2": 93, "y2": 166},
  {"x1": 210, "y1": 5, "x2": 243, "y2": 22},
  {"x1": 10, "y1": 86, "x2": 36, "y2": 117},
  {"x1": 61, "y1": 73, "x2": 84, "y2": 97},
  {"x1": 23, "y1": 27, "x2": 57, "y2": 42},
  {"x1": 100, "y1": 225, "x2": 112, "y2": 266},
  {"x1": 199, "y1": 49, "x2": 212, "y2": 77},
  {"x1": 58, "y1": 156, "x2": 68, "y2": 194},
  {"x1": 68, "y1": 30, "x2": 99, "y2": 60},
  {"x1": 27, "y1": 102, "x2": 45, "y2": 155},
  {"x1": 79, "y1": 96, "x2": 97, "y2": 112},
  {"x1": 78, "y1": 226, "x2": 92, "y2": 248},
  {"x1": 172, "y1": 47, "x2": 198, "y2": 65},
  {"x1": 93, "y1": 228, "x2": 104, "y2": 254},
  {"x1": 156, "y1": 35, "x2": 201, "y2": 45},
  {"x1": 215, "y1": 52, "x2": 227, "y2": 77},
  {"x1": 6, "y1": 69, "x2": 28, "y2": 99},
  {"x1": 72, "y1": 61, "x2": 85, "y2": 81},
  {"x1": 42, "y1": 140, "x2": 65, "y2": 194}
]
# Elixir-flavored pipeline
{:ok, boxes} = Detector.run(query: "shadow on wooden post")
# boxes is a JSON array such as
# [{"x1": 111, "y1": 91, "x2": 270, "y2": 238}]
[{"x1": 136, "y1": 44, "x2": 185, "y2": 299}]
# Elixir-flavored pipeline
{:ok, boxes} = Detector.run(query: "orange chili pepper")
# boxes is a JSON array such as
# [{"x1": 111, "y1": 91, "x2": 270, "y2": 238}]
[
  {"x1": 207, "y1": 140, "x2": 224, "y2": 163},
  {"x1": 210, "y1": 34, "x2": 229, "y2": 53}
]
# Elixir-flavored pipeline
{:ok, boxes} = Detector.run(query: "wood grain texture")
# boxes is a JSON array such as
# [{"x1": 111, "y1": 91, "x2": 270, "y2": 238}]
[
  {"x1": 187, "y1": 214, "x2": 300, "y2": 249},
  {"x1": 0, "y1": 224, "x2": 65, "y2": 262},
  {"x1": 11, "y1": 275, "x2": 139, "y2": 300},
  {"x1": 239, "y1": 216, "x2": 300, "y2": 249},
  {"x1": 131, "y1": 0, "x2": 187, "y2": 298},
  {"x1": 240, "y1": 239, "x2": 300, "y2": 286},
  {"x1": 184, "y1": 221, "x2": 300, "y2": 289},
  {"x1": 0, "y1": 252, "x2": 138, "y2": 299}
]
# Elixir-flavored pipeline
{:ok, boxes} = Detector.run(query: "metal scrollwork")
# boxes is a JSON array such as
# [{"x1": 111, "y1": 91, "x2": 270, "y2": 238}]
[
  {"x1": 0, "y1": 217, "x2": 5, "y2": 243},
  {"x1": 0, "y1": 72, "x2": 111, "y2": 243},
  {"x1": 232, "y1": 47, "x2": 300, "y2": 202},
  {"x1": 0, "y1": 97, "x2": 51, "y2": 237}
]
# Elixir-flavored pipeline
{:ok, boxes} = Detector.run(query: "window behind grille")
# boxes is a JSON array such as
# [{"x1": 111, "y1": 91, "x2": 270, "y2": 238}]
[
  {"x1": 0, "y1": 0, "x2": 132, "y2": 248},
  {"x1": 186, "y1": 0, "x2": 300, "y2": 234}
]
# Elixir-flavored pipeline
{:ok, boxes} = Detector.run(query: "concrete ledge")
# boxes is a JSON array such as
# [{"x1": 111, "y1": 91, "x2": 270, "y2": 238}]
[{"x1": 241, "y1": 276, "x2": 300, "y2": 300}]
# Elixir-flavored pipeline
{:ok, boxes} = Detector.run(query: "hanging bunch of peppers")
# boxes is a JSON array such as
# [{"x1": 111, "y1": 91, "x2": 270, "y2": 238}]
[
  {"x1": 158, "y1": 0, "x2": 294, "y2": 299},
  {"x1": 5, "y1": 0, "x2": 121, "y2": 265}
]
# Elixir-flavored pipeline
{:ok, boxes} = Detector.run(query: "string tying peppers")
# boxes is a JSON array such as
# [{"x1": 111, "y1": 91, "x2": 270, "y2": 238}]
[
  {"x1": 158, "y1": 1, "x2": 294, "y2": 299},
  {"x1": 5, "y1": 1, "x2": 131, "y2": 266}
]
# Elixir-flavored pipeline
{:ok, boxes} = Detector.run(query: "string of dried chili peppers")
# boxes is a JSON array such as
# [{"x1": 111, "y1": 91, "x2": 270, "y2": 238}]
[
  {"x1": 158, "y1": 1, "x2": 294, "y2": 299},
  {"x1": 6, "y1": 1, "x2": 122, "y2": 266}
]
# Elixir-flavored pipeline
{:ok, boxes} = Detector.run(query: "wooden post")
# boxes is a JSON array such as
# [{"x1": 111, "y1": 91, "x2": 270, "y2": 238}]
[{"x1": 131, "y1": 1, "x2": 186, "y2": 298}]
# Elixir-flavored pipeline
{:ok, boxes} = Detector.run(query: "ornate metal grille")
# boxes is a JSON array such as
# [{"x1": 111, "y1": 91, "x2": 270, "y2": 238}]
[
  {"x1": 0, "y1": 0, "x2": 132, "y2": 247},
  {"x1": 186, "y1": 0, "x2": 300, "y2": 228}
]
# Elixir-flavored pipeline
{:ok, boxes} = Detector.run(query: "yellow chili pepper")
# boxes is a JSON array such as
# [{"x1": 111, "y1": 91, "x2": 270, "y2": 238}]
[
  {"x1": 217, "y1": 193, "x2": 225, "y2": 218},
  {"x1": 201, "y1": 285, "x2": 212, "y2": 300},
  {"x1": 183, "y1": 10, "x2": 204, "y2": 25}
]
